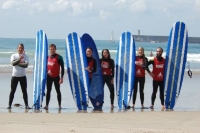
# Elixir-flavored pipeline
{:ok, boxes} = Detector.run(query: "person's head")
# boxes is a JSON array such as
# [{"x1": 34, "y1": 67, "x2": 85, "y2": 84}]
[
  {"x1": 49, "y1": 44, "x2": 56, "y2": 55},
  {"x1": 17, "y1": 43, "x2": 24, "y2": 54},
  {"x1": 137, "y1": 47, "x2": 144, "y2": 56},
  {"x1": 102, "y1": 49, "x2": 111, "y2": 59},
  {"x1": 86, "y1": 47, "x2": 93, "y2": 57},
  {"x1": 156, "y1": 47, "x2": 163, "y2": 57}
]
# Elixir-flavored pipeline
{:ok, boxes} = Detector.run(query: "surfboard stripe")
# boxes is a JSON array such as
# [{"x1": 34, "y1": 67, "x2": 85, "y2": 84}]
[
  {"x1": 175, "y1": 23, "x2": 187, "y2": 103},
  {"x1": 66, "y1": 37, "x2": 77, "y2": 105},
  {"x1": 127, "y1": 33, "x2": 134, "y2": 105},
  {"x1": 77, "y1": 34, "x2": 88, "y2": 106}
]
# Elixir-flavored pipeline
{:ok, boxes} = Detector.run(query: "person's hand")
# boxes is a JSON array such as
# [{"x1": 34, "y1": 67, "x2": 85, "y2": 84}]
[
  {"x1": 135, "y1": 61, "x2": 142, "y2": 66},
  {"x1": 59, "y1": 78, "x2": 63, "y2": 84},
  {"x1": 85, "y1": 67, "x2": 92, "y2": 72},
  {"x1": 110, "y1": 78, "x2": 114, "y2": 84},
  {"x1": 149, "y1": 72, "x2": 154, "y2": 78},
  {"x1": 19, "y1": 55, "x2": 24, "y2": 63}
]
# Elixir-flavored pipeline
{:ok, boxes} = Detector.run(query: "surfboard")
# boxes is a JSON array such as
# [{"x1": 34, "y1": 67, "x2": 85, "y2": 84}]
[
  {"x1": 115, "y1": 31, "x2": 136, "y2": 109},
  {"x1": 33, "y1": 30, "x2": 48, "y2": 110},
  {"x1": 164, "y1": 21, "x2": 188, "y2": 109},
  {"x1": 66, "y1": 32, "x2": 89, "y2": 110},
  {"x1": 81, "y1": 33, "x2": 104, "y2": 110}
]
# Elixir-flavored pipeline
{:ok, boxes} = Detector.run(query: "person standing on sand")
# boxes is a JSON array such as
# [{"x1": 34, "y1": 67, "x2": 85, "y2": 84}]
[
  {"x1": 100, "y1": 49, "x2": 115, "y2": 109},
  {"x1": 85, "y1": 47, "x2": 97, "y2": 84},
  {"x1": 44, "y1": 44, "x2": 64, "y2": 110},
  {"x1": 148, "y1": 47, "x2": 165, "y2": 109},
  {"x1": 132, "y1": 47, "x2": 150, "y2": 109},
  {"x1": 7, "y1": 43, "x2": 31, "y2": 109}
]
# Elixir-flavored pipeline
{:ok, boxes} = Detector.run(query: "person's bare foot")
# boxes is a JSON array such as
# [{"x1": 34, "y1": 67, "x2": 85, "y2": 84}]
[
  {"x1": 149, "y1": 105, "x2": 154, "y2": 109},
  {"x1": 44, "y1": 106, "x2": 48, "y2": 110},
  {"x1": 111, "y1": 105, "x2": 114, "y2": 109},
  {"x1": 58, "y1": 106, "x2": 62, "y2": 110},
  {"x1": 161, "y1": 105, "x2": 165, "y2": 109}
]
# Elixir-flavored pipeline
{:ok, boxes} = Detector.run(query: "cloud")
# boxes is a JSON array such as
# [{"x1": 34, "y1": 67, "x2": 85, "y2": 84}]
[
  {"x1": 2, "y1": 0, "x2": 20, "y2": 9},
  {"x1": 129, "y1": 0, "x2": 147, "y2": 13},
  {"x1": 99, "y1": 10, "x2": 110, "y2": 20}
]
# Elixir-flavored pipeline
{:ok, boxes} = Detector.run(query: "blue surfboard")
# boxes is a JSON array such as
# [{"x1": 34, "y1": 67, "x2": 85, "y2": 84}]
[
  {"x1": 164, "y1": 21, "x2": 188, "y2": 109},
  {"x1": 33, "y1": 30, "x2": 48, "y2": 110},
  {"x1": 66, "y1": 32, "x2": 89, "y2": 110},
  {"x1": 81, "y1": 33, "x2": 104, "y2": 110},
  {"x1": 115, "y1": 31, "x2": 136, "y2": 109}
]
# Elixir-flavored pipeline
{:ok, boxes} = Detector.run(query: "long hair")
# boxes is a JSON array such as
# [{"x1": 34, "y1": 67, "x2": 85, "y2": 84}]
[{"x1": 101, "y1": 49, "x2": 111, "y2": 60}]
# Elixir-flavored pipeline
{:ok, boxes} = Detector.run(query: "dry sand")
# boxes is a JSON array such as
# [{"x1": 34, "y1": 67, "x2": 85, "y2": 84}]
[{"x1": 0, "y1": 111, "x2": 200, "y2": 133}]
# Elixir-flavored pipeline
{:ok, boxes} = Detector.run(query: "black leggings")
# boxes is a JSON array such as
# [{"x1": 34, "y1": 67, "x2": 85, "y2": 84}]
[
  {"x1": 103, "y1": 75, "x2": 114, "y2": 105},
  {"x1": 46, "y1": 75, "x2": 61, "y2": 106},
  {"x1": 132, "y1": 76, "x2": 145, "y2": 105},
  {"x1": 151, "y1": 80, "x2": 164, "y2": 106},
  {"x1": 9, "y1": 76, "x2": 28, "y2": 106}
]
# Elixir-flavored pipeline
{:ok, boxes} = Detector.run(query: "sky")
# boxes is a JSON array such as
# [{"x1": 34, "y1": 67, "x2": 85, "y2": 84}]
[{"x1": 0, "y1": 0, "x2": 200, "y2": 39}]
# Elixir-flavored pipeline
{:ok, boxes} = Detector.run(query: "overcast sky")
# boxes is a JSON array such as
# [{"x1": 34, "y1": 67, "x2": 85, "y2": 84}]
[{"x1": 0, "y1": 0, "x2": 200, "y2": 39}]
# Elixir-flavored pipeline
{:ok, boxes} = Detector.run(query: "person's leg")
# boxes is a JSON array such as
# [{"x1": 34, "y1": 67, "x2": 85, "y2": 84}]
[
  {"x1": 105, "y1": 76, "x2": 114, "y2": 109},
  {"x1": 44, "y1": 75, "x2": 53, "y2": 110},
  {"x1": 8, "y1": 77, "x2": 18, "y2": 109},
  {"x1": 132, "y1": 77, "x2": 139, "y2": 108},
  {"x1": 159, "y1": 81, "x2": 165, "y2": 109},
  {"x1": 150, "y1": 80, "x2": 158, "y2": 109},
  {"x1": 54, "y1": 76, "x2": 61, "y2": 109},
  {"x1": 19, "y1": 76, "x2": 30, "y2": 108},
  {"x1": 139, "y1": 77, "x2": 145, "y2": 107}
]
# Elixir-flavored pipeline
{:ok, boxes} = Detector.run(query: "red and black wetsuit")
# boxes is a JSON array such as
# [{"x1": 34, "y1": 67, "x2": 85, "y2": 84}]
[
  {"x1": 46, "y1": 53, "x2": 64, "y2": 107},
  {"x1": 148, "y1": 56, "x2": 165, "y2": 106},
  {"x1": 133, "y1": 55, "x2": 150, "y2": 105},
  {"x1": 87, "y1": 57, "x2": 97, "y2": 84},
  {"x1": 100, "y1": 58, "x2": 115, "y2": 105}
]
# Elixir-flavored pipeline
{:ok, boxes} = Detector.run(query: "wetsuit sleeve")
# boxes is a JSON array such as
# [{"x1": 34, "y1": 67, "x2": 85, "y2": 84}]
[
  {"x1": 11, "y1": 54, "x2": 21, "y2": 66},
  {"x1": 18, "y1": 55, "x2": 29, "y2": 68},
  {"x1": 92, "y1": 58, "x2": 97, "y2": 73},
  {"x1": 111, "y1": 59, "x2": 115, "y2": 78},
  {"x1": 148, "y1": 58, "x2": 154, "y2": 66},
  {"x1": 142, "y1": 57, "x2": 150, "y2": 73},
  {"x1": 58, "y1": 55, "x2": 64, "y2": 78}
]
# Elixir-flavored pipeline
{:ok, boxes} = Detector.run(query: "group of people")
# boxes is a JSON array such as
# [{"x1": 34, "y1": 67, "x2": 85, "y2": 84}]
[{"x1": 8, "y1": 43, "x2": 165, "y2": 110}]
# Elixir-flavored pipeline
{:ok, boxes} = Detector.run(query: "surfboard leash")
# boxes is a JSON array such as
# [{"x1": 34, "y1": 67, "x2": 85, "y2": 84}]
[{"x1": 187, "y1": 61, "x2": 192, "y2": 78}]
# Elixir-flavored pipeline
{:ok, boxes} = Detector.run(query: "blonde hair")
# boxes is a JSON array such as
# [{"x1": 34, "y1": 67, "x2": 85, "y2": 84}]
[{"x1": 137, "y1": 47, "x2": 145, "y2": 56}]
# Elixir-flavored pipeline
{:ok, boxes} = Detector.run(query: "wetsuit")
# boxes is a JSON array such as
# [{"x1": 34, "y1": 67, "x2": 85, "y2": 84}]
[
  {"x1": 100, "y1": 58, "x2": 115, "y2": 105},
  {"x1": 8, "y1": 53, "x2": 29, "y2": 108},
  {"x1": 46, "y1": 53, "x2": 64, "y2": 107},
  {"x1": 133, "y1": 56, "x2": 150, "y2": 105},
  {"x1": 87, "y1": 57, "x2": 97, "y2": 84},
  {"x1": 148, "y1": 57, "x2": 165, "y2": 106}
]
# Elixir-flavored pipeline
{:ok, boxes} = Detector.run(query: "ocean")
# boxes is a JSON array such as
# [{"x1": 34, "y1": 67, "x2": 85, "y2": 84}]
[{"x1": 0, "y1": 38, "x2": 200, "y2": 72}]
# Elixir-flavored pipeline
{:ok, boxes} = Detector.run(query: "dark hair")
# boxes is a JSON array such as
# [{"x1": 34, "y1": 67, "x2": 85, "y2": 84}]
[
  {"x1": 86, "y1": 47, "x2": 93, "y2": 52},
  {"x1": 157, "y1": 47, "x2": 163, "y2": 53},
  {"x1": 102, "y1": 49, "x2": 111, "y2": 59},
  {"x1": 17, "y1": 43, "x2": 24, "y2": 48},
  {"x1": 49, "y1": 44, "x2": 56, "y2": 49}
]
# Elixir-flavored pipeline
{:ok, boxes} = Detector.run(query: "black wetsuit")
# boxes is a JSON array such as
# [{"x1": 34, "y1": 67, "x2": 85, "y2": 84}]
[
  {"x1": 148, "y1": 57, "x2": 165, "y2": 106},
  {"x1": 133, "y1": 56, "x2": 150, "y2": 105},
  {"x1": 46, "y1": 54, "x2": 64, "y2": 107},
  {"x1": 100, "y1": 58, "x2": 115, "y2": 105}
]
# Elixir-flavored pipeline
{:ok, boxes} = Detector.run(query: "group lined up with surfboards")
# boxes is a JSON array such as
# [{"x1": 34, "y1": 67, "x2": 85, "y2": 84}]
[{"x1": 7, "y1": 21, "x2": 189, "y2": 111}]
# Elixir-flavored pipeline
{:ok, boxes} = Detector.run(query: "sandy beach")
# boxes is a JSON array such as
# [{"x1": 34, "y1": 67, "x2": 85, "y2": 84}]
[
  {"x1": 0, "y1": 111, "x2": 200, "y2": 133},
  {"x1": 0, "y1": 72, "x2": 200, "y2": 132}
]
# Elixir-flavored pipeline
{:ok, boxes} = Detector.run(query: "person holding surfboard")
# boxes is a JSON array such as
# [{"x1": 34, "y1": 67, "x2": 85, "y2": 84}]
[
  {"x1": 148, "y1": 47, "x2": 165, "y2": 109},
  {"x1": 44, "y1": 44, "x2": 64, "y2": 110},
  {"x1": 85, "y1": 47, "x2": 97, "y2": 83},
  {"x1": 132, "y1": 47, "x2": 150, "y2": 109},
  {"x1": 7, "y1": 43, "x2": 31, "y2": 109},
  {"x1": 100, "y1": 49, "x2": 115, "y2": 109}
]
